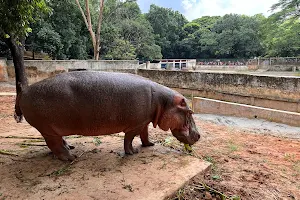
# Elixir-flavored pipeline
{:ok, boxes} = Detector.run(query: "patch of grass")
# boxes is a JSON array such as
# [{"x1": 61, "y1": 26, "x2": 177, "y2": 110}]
[
  {"x1": 204, "y1": 156, "x2": 214, "y2": 163},
  {"x1": 48, "y1": 166, "x2": 71, "y2": 177},
  {"x1": 93, "y1": 137, "x2": 102, "y2": 146},
  {"x1": 19, "y1": 144, "x2": 29, "y2": 148},
  {"x1": 175, "y1": 188, "x2": 185, "y2": 200},
  {"x1": 1, "y1": 136, "x2": 43, "y2": 140},
  {"x1": 204, "y1": 155, "x2": 222, "y2": 181},
  {"x1": 18, "y1": 143, "x2": 47, "y2": 148},
  {"x1": 227, "y1": 141, "x2": 239, "y2": 152},
  {"x1": 228, "y1": 144, "x2": 238, "y2": 152},
  {"x1": 0, "y1": 149, "x2": 18, "y2": 156},
  {"x1": 212, "y1": 175, "x2": 221, "y2": 180},
  {"x1": 24, "y1": 139, "x2": 45, "y2": 143},
  {"x1": 293, "y1": 161, "x2": 300, "y2": 174},
  {"x1": 65, "y1": 135, "x2": 83, "y2": 139},
  {"x1": 160, "y1": 136, "x2": 182, "y2": 150},
  {"x1": 190, "y1": 183, "x2": 241, "y2": 200},
  {"x1": 231, "y1": 195, "x2": 242, "y2": 200},
  {"x1": 284, "y1": 153, "x2": 296, "y2": 162}
]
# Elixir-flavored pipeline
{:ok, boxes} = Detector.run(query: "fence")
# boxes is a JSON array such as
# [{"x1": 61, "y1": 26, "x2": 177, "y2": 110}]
[
  {"x1": 197, "y1": 59, "x2": 248, "y2": 66},
  {"x1": 247, "y1": 57, "x2": 300, "y2": 66},
  {"x1": 197, "y1": 57, "x2": 300, "y2": 71}
]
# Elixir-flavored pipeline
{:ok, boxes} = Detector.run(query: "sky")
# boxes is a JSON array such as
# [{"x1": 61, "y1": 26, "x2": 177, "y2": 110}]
[{"x1": 137, "y1": 0, "x2": 279, "y2": 21}]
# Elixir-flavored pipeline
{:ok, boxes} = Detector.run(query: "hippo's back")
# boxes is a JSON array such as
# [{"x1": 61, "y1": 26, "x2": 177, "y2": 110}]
[{"x1": 19, "y1": 71, "x2": 162, "y2": 135}]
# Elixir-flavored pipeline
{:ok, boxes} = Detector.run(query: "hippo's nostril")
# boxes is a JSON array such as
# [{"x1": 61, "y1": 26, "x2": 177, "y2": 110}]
[{"x1": 197, "y1": 134, "x2": 200, "y2": 140}]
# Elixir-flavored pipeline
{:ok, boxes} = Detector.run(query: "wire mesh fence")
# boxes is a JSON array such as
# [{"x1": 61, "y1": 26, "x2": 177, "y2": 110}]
[{"x1": 197, "y1": 57, "x2": 300, "y2": 66}]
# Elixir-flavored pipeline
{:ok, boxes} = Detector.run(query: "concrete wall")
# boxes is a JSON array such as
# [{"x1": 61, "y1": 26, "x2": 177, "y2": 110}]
[
  {"x1": 194, "y1": 65, "x2": 253, "y2": 71},
  {"x1": 137, "y1": 69, "x2": 300, "y2": 107},
  {"x1": 267, "y1": 65, "x2": 299, "y2": 71},
  {"x1": 5, "y1": 59, "x2": 139, "y2": 83},
  {"x1": 6, "y1": 59, "x2": 139, "y2": 72}
]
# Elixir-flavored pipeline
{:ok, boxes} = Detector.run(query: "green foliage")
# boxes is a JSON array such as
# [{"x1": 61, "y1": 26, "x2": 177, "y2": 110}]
[
  {"x1": 1, "y1": 0, "x2": 299, "y2": 60},
  {"x1": 93, "y1": 137, "x2": 102, "y2": 146},
  {"x1": 183, "y1": 23, "x2": 201, "y2": 35},
  {"x1": 271, "y1": 0, "x2": 300, "y2": 20},
  {"x1": 105, "y1": 39, "x2": 136, "y2": 60},
  {"x1": 25, "y1": 0, "x2": 89, "y2": 59},
  {"x1": 261, "y1": 18, "x2": 300, "y2": 57},
  {"x1": 35, "y1": 25, "x2": 63, "y2": 59},
  {"x1": 146, "y1": 4, "x2": 188, "y2": 58},
  {"x1": 0, "y1": 40, "x2": 10, "y2": 58},
  {"x1": 0, "y1": 0, "x2": 49, "y2": 39},
  {"x1": 211, "y1": 14, "x2": 263, "y2": 58},
  {"x1": 102, "y1": 0, "x2": 161, "y2": 60},
  {"x1": 192, "y1": 16, "x2": 221, "y2": 30}
]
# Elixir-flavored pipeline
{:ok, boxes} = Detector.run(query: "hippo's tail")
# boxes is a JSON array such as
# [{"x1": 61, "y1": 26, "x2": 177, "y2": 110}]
[{"x1": 14, "y1": 84, "x2": 23, "y2": 123}]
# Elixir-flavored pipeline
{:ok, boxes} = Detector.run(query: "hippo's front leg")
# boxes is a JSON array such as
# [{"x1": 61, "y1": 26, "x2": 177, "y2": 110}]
[{"x1": 140, "y1": 124, "x2": 154, "y2": 147}]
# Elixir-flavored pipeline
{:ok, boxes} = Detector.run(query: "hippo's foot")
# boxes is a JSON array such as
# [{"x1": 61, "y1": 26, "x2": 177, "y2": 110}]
[
  {"x1": 63, "y1": 137, "x2": 75, "y2": 150},
  {"x1": 125, "y1": 147, "x2": 139, "y2": 155},
  {"x1": 55, "y1": 151, "x2": 77, "y2": 161},
  {"x1": 124, "y1": 132, "x2": 139, "y2": 155},
  {"x1": 140, "y1": 125, "x2": 154, "y2": 147},
  {"x1": 44, "y1": 136, "x2": 76, "y2": 161},
  {"x1": 142, "y1": 141, "x2": 155, "y2": 147}
]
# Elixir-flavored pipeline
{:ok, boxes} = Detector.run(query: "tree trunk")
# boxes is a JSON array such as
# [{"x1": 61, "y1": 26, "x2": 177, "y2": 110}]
[
  {"x1": 95, "y1": 0, "x2": 105, "y2": 60},
  {"x1": 5, "y1": 37, "x2": 28, "y2": 95}
]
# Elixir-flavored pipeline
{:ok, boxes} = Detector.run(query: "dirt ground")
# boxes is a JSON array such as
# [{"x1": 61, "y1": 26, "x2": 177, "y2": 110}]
[{"x1": 1, "y1": 86, "x2": 300, "y2": 200}]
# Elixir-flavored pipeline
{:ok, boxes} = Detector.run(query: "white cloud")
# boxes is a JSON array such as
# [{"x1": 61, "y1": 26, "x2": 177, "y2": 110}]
[
  {"x1": 182, "y1": 0, "x2": 279, "y2": 21},
  {"x1": 182, "y1": 0, "x2": 197, "y2": 10}
]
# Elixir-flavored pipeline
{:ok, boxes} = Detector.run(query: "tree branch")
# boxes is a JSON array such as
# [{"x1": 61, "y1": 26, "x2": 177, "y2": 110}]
[
  {"x1": 96, "y1": 0, "x2": 104, "y2": 49},
  {"x1": 75, "y1": 0, "x2": 89, "y2": 29},
  {"x1": 85, "y1": 0, "x2": 93, "y2": 31}
]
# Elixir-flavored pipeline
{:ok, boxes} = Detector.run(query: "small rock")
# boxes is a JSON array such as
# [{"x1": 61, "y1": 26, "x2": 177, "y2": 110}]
[
  {"x1": 204, "y1": 191, "x2": 212, "y2": 199},
  {"x1": 91, "y1": 149, "x2": 100, "y2": 154}
]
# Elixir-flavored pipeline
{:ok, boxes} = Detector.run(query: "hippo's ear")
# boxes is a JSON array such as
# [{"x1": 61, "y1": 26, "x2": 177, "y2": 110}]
[
  {"x1": 153, "y1": 105, "x2": 162, "y2": 128},
  {"x1": 174, "y1": 95, "x2": 192, "y2": 114},
  {"x1": 174, "y1": 95, "x2": 186, "y2": 107},
  {"x1": 174, "y1": 95, "x2": 189, "y2": 109}
]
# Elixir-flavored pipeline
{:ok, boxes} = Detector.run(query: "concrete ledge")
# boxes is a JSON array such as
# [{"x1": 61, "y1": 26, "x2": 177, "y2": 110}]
[
  {"x1": 0, "y1": 126, "x2": 211, "y2": 200},
  {"x1": 193, "y1": 97, "x2": 300, "y2": 127},
  {"x1": 0, "y1": 92, "x2": 16, "y2": 96}
]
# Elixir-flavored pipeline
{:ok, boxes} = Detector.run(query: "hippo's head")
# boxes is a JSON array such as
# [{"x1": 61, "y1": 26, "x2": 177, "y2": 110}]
[{"x1": 154, "y1": 94, "x2": 200, "y2": 145}]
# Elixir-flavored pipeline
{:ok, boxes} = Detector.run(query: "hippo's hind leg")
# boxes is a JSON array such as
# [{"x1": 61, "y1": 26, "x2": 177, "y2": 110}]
[
  {"x1": 140, "y1": 124, "x2": 154, "y2": 147},
  {"x1": 124, "y1": 131, "x2": 139, "y2": 155},
  {"x1": 44, "y1": 135, "x2": 76, "y2": 161},
  {"x1": 36, "y1": 126, "x2": 76, "y2": 161}
]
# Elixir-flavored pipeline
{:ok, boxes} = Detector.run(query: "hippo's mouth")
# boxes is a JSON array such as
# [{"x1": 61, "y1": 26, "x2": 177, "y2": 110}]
[{"x1": 171, "y1": 124, "x2": 198, "y2": 145}]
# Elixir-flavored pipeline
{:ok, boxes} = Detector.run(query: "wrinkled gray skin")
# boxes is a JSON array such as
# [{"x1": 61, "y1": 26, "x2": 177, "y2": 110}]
[{"x1": 15, "y1": 71, "x2": 200, "y2": 161}]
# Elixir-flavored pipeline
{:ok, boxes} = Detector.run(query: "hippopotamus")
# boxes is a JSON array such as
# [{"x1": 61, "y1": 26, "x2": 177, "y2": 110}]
[{"x1": 14, "y1": 71, "x2": 200, "y2": 161}]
